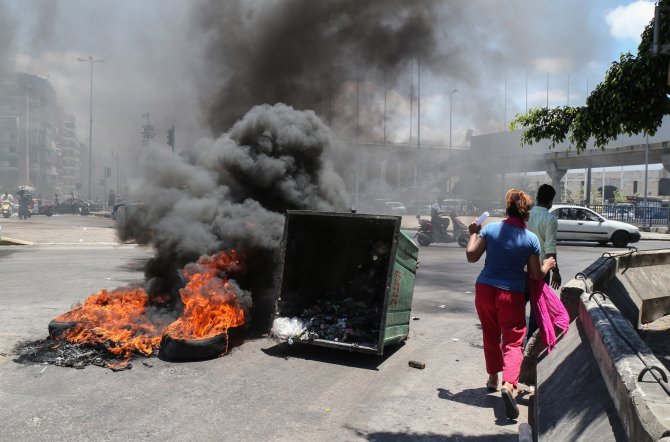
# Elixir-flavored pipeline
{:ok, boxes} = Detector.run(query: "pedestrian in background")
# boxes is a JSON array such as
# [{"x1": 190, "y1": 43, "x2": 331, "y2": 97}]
[
  {"x1": 466, "y1": 189, "x2": 555, "y2": 419},
  {"x1": 526, "y1": 184, "x2": 561, "y2": 338},
  {"x1": 108, "y1": 190, "x2": 116, "y2": 211},
  {"x1": 15, "y1": 187, "x2": 31, "y2": 220}
]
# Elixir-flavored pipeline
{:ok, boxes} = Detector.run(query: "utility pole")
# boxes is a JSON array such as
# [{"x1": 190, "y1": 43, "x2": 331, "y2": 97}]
[
  {"x1": 503, "y1": 68, "x2": 507, "y2": 129},
  {"x1": 409, "y1": 61, "x2": 413, "y2": 145},
  {"x1": 383, "y1": 72, "x2": 387, "y2": 146},
  {"x1": 525, "y1": 66, "x2": 528, "y2": 113},
  {"x1": 111, "y1": 150, "x2": 120, "y2": 195},
  {"x1": 77, "y1": 56, "x2": 105, "y2": 200},
  {"x1": 417, "y1": 56, "x2": 421, "y2": 150},
  {"x1": 546, "y1": 73, "x2": 549, "y2": 108},
  {"x1": 167, "y1": 126, "x2": 175, "y2": 153},
  {"x1": 141, "y1": 113, "x2": 154, "y2": 146}
]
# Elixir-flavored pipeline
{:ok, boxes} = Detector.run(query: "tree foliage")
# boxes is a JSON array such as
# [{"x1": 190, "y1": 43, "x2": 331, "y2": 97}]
[{"x1": 510, "y1": 1, "x2": 670, "y2": 152}]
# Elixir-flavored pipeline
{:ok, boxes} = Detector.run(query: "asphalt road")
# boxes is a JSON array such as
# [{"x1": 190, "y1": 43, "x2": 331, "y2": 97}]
[{"x1": 1, "y1": 220, "x2": 668, "y2": 441}]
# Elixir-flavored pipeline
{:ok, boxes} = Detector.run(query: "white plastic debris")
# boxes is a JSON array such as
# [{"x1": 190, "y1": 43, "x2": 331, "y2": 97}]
[
  {"x1": 465, "y1": 290, "x2": 472, "y2": 294},
  {"x1": 438, "y1": 305, "x2": 446, "y2": 309},
  {"x1": 452, "y1": 338, "x2": 459, "y2": 342},
  {"x1": 270, "y1": 317, "x2": 307, "y2": 341}
]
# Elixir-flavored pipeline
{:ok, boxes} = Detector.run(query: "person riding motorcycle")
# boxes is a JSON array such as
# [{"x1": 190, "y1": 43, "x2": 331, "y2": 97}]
[
  {"x1": 431, "y1": 199, "x2": 450, "y2": 235},
  {"x1": 1, "y1": 192, "x2": 13, "y2": 218}
]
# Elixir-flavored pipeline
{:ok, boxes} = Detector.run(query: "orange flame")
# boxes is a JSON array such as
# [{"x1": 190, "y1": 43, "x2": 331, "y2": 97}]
[
  {"x1": 52, "y1": 251, "x2": 248, "y2": 361},
  {"x1": 52, "y1": 288, "x2": 165, "y2": 358},
  {"x1": 163, "y1": 251, "x2": 247, "y2": 339}
]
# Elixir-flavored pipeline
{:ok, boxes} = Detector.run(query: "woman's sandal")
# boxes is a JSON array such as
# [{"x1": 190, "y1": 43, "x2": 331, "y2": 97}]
[{"x1": 501, "y1": 387, "x2": 520, "y2": 419}]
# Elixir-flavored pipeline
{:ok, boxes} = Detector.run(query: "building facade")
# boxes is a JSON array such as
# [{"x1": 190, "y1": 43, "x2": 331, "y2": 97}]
[{"x1": 0, "y1": 73, "x2": 83, "y2": 198}]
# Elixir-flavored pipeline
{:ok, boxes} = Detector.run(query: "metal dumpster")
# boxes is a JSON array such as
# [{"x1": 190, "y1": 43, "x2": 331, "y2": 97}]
[{"x1": 274, "y1": 210, "x2": 419, "y2": 355}]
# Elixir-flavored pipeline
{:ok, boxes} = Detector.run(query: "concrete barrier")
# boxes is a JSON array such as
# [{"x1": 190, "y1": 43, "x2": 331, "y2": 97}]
[{"x1": 539, "y1": 249, "x2": 670, "y2": 441}]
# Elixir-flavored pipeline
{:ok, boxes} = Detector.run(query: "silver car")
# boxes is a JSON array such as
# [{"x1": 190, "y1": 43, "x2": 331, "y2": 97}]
[
  {"x1": 550, "y1": 204, "x2": 641, "y2": 247},
  {"x1": 384, "y1": 201, "x2": 407, "y2": 215}
]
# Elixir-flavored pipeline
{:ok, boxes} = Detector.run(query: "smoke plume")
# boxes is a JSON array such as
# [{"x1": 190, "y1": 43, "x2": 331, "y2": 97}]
[
  {"x1": 195, "y1": 0, "x2": 446, "y2": 135},
  {"x1": 120, "y1": 104, "x2": 348, "y2": 332}
]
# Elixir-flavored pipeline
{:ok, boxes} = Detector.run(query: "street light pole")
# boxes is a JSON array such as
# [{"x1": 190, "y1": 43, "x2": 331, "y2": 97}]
[
  {"x1": 78, "y1": 56, "x2": 105, "y2": 201},
  {"x1": 111, "y1": 150, "x2": 119, "y2": 194},
  {"x1": 449, "y1": 88, "x2": 458, "y2": 155}
]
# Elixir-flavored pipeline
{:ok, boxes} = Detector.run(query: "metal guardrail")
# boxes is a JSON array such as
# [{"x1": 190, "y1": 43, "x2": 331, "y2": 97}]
[{"x1": 586, "y1": 204, "x2": 670, "y2": 227}]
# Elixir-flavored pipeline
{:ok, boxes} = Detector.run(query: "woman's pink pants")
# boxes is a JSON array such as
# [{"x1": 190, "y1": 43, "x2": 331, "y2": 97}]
[{"x1": 475, "y1": 282, "x2": 526, "y2": 386}]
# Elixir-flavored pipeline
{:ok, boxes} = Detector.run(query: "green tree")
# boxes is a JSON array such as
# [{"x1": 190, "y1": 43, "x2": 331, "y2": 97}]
[
  {"x1": 613, "y1": 188, "x2": 628, "y2": 203},
  {"x1": 510, "y1": 2, "x2": 670, "y2": 152}
]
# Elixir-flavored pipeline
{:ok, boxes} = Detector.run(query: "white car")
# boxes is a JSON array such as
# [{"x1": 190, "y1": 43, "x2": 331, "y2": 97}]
[
  {"x1": 384, "y1": 201, "x2": 407, "y2": 215},
  {"x1": 550, "y1": 204, "x2": 641, "y2": 247}
]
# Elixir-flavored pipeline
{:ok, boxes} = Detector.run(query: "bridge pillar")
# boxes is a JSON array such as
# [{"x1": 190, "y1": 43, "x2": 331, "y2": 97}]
[
  {"x1": 662, "y1": 153, "x2": 670, "y2": 174},
  {"x1": 546, "y1": 162, "x2": 567, "y2": 202}
]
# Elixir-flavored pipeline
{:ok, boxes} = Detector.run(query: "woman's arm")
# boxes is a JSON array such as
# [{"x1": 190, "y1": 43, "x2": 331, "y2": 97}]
[
  {"x1": 466, "y1": 222, "x2": 486, "y2": 263},
  {"x1": 527, "y1": 254, "x2": 556, "y2": 280}
]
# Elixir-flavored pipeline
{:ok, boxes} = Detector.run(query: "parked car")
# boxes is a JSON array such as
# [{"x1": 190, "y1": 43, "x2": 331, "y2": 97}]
[
  {"x1": 384, "y1": 201, "x2": 407, "y2": 215},
  {"x1": 53, "y1": 198, "x2": 91, "y2": 215},
  {"x1": 550, "y1": 204, "x2": 640, "y2": 247}
]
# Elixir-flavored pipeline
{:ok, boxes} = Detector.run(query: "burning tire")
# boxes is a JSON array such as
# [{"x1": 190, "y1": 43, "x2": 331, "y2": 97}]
[
  {"x1": 48, "y1": 318, "x2": 78, "y2": 338},
  {"x1": 158, "y1": 326, "x2": 244, "y2": 362}
]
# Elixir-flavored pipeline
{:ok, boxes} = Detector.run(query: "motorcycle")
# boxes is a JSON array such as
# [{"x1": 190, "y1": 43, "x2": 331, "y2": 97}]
[
  {"x1": 1, "y1": 201, "x2": 12, "y2": 218},
  {"x1": 414, "y1": 213, "x2": 469, "y2": 247}
]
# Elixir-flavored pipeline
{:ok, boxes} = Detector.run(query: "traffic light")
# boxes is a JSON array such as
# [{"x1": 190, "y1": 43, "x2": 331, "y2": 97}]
[
  {"x1": 167, "y1": 126, "x2": 175, "y2": 149},
  {"x1": 105, "y1": 167, "x2": 112, "y2": 178}
]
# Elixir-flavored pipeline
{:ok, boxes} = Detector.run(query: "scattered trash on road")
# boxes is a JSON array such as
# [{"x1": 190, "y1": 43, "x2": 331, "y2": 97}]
[
  {"x1": 412, "y1": 316, "x2": 420, "y2": 320},
  {"x1": 438, "y1": 305, "x2": 446, "y2": 309},
  {"x1": 452, "y1": 338, "x2": 459, "y2": 342},
  {"x1": 408, "y1": 360, "x2": 426, "y2": 369}
]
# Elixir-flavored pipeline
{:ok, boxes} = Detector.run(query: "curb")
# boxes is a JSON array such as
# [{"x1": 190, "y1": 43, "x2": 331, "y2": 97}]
[{"x1": 0, "y1": 236, "x2": 33, "y2": 246}]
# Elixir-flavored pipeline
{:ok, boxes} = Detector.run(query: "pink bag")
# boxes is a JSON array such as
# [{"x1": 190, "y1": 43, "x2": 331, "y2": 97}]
[{"x1": 527, "y1": 277, "x2": 570, "y2": 352}]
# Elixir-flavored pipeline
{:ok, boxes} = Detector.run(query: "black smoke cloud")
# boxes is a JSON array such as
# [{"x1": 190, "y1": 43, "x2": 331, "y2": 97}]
[
  {"x1": 0, "y1": 1, "x2": 15, "y2": 77},
  {"x1": 195, "y1": 0, "x2": 445, "y2": 136},
  {"x1": 120, "y1": 104, "x2": 348, "y2": 331}
]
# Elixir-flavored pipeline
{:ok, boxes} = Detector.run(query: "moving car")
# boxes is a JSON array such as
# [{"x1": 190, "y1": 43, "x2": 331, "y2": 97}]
[
  {"x1": 384, "y1": 201, "x2": 407, "y2": 215},
  {"x1": 550, "y1": 204, "x2": 640, "y2": 247}
]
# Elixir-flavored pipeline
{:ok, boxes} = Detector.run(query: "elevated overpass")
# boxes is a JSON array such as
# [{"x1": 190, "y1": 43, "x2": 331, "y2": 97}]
[
  {"x1": 469, "y1": 123, "x2": 670, "y2": 201},
  {"x1": 333, "y1": 117, "x2": 670, "y2": 205}
]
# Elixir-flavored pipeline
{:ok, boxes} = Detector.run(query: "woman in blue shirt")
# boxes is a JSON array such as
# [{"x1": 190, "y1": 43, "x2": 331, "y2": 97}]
[{"x1": 466, "y1": 189, "x2": 555, "y2": 419}]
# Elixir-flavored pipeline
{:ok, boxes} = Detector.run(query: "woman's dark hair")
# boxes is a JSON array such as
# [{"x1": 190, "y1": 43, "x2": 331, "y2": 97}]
[{"x1": 505, "y1": 189, "x2": 533, "y2": 220}]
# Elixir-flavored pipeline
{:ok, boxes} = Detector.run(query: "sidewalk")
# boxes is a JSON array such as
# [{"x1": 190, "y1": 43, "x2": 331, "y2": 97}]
[{"x1": 0, "y1": 216, "x2": 123, "y2": 245}]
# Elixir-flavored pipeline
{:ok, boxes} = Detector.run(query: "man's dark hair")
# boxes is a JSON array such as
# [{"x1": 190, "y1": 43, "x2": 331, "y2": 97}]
[{"x1": 536, "y1": 184, "x2": 556, "y2": 204}]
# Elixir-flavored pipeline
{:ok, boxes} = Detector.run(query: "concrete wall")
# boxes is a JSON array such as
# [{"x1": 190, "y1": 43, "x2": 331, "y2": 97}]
[{"x1": 540, "y1": 251, "x2": 670, "y2": 441}]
